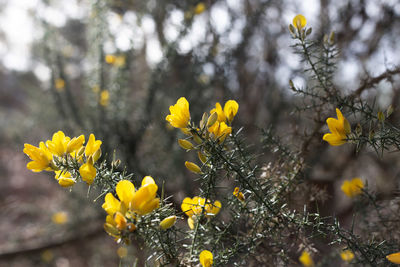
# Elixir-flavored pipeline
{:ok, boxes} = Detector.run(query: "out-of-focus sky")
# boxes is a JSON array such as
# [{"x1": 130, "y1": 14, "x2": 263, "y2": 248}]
[{"x1": 1, "y1": 0, "x2": 400, "y2": 92}]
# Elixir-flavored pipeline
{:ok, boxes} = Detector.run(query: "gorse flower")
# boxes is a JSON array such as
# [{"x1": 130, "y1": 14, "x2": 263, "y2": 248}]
[
  {"x1": 23, "y1": 131, "x2": 102, "y2": 187},
  {"x1": 199, "y1": 250, "x2": 213, "y2": 267},
  {"x1": 299, "y1": 250, "x2": 314, "y2": 267},
  {"x1": 341, "y1": 178, "x2": 364, "y2": 198},
  {"x1": 23, "y1": 142, "x2": 54, "y2": 172},
  {"x1": 208, "y1": 121, "x2": 232, "y2": 142},
  {"x1": 223, "y1": 100, "x2": 239, "y2": 123},
  {"x1": 293, "y1": 14, "x2": 307, "y2": 30},
  {"x1": 166, "y1": 97, "x2": 190, "y2": 128},
  {"x1": 323, "y1": 108, "x2": 351, "y2": 146},
  {"x1": 210, "y1": 100, "x2": 239, "y2": 124},
  {"x1": 386, "y1": 252, "x2": 400, "y2": 264},
  {"x1": 340, "y1": 249, "x2": 354, "y2": 263},
  {"x1": 55, "y1": 170, "x2": 76, "y2": 187},
  {"x1": 102, "y1": 177, "x2": 160, "y2": 238},
  {"x1": 233, "y1": 187, "x2": 245, "y2": 202},
  {"x1": 181, "y1": 196, "x2": 221, "y2": 229},
  {"x1": 100, "y1": 90, "x2": 110, "y2": 107}
]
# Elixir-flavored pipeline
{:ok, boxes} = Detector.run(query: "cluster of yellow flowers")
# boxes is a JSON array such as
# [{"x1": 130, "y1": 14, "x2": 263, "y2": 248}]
[
  {"x1": 23, "y1": 131, "x2": 102, "y2": 186},
  {"x1": 102, "y1": 177, "x2": 161, "y2": 241},
  {"x1": 166, "y1": 97, "x2": 241, "y2": 266},
  {"x1": 181, "y1": 196, "x2": 221, "y2": 229}
]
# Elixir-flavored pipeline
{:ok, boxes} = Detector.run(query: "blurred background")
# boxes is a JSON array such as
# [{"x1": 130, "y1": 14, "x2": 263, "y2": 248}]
[{"x1": 1, "y1": 0, "x2": 400, "y2": 266}]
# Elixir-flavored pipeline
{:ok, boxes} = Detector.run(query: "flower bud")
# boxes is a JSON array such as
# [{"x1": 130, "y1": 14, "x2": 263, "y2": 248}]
[
  {"x1": 207, "y1": 112, "x2": 218, "y2": 128},
  {"x1": 160, "y1": 215, "x2": 177, "y2": 230},
  {"x1": 185, "y1": 161, "x2": 202, "y2": 174},
  {"x1": 198, "y1": 151, "x2": 207, "y2": 164},
  {"x1": 93, "y1": 148, "x2": 102, "y2": 162},
  {"x1": 377, "y1": 111, "x2": 385, "y2": 123},
  {"x1": 178, "y1": 139, "x2": 194, "y2": 150}
]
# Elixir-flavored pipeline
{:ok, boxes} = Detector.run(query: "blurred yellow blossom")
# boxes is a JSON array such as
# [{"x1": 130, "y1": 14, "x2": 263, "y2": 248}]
[
  {"x1": 210, "y1": 102, "x2": 226, "y2": 123},
  {"x1": 199, "y1": 250, "x2": 213, "y2": 267},
  {"x1": 55, "y1": 78, "x2": 65, "y2": 92},
  {"x1": 299, "y1": 250, "x2": 314, "y2": 267},
  {"x1": 41, "y1": 250, "x2": 54, "y2": 263},
  {"x1": 387, "y1": 252, "x2": 400, "y2": 264},
  {"x1": 341, "y1": 178, "x2": 364, "y2": 198},
  {"x1": 194, "y1": 3, "x2": 206, "y2": 15},
  {"x1": 208, "y1": 121, "x2": 232, "y2": 142},
  {"x1": 100, "y1": 90, "x2": 110, "y2": 107},
  {"x1": 323, "y1": 108, "x2": 351, "y2": 146},
  {"x1": 293, "y1": 14, "x2": 307, "y2": 30},
  {"x1": 105, "y1": 54, "x2": 116, "y2": 64},
  {"x1": 340, "y1": 249, "x2": 354, "y2": 263},
  {"x1": 166, "y1": 97, "x2": 190, "y2": 128},
  {"x1": 52, "y1": 211, "x2": 68, "y2": 225},
  {"x1": 117, "y1": 247, "x2": 128, "y2": 258}
]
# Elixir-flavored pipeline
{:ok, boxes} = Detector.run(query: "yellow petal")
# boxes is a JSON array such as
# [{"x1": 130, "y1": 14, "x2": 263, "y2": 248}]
[
  {"x1": 141, "y1": 176, "x2": 156, "y2": 187},
  {"x1": 181, "y1": 197, "x2": 195, "y2": 217},
  {"x1": 116, "y1": 180, "x2": 136, "y2": 208},
  {"x1": 79, "y1": 162, "x2": 96, "y2": 185},
  {"x1": 223, "y1": 100, "x2": 239, "y2": 123},
  {"x1": 199, "y1": 250, "x2": 213, "y2": 267},
  {"x1": 188, "y1": 217, "x2": 195, "y2": 230},
  {"x1": 114, "y1": 211, "x2": 127, "y2": 230},
  {"x1": 293, "y1": 14, "x2": 307, "y2": 30},
  {"x1": 323, "y1": 133, "x2": 346, "y2": 146},
  {"x1": 340, "y1": 250, "x2": 354, "y2": 262},
  {"x1": 387, "y1": 252, "x2": 400, "y2": 264},
  {"x1": 102, "y1": 193, "x2": 121, "y2": 215},
  {"x1": 299, "y1": 250, "x2": 314, "y2": 267}
]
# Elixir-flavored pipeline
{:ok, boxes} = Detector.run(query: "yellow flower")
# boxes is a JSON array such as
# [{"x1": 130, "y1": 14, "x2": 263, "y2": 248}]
[
  {"x1": 114, "y1": 211, "x2": 128, "y2": 230},
  {"x1": 55, "y1": 170, "x2": 76, "y2": 187},
  {"x1": 85, "y1": 134, "x2": 102, "y2": 162},
  {"x1": 199, "y1": 250, "x2": 213, "y2": 267},
  {"x1": 194, "y1": 3, "x2": 206, "y2": 15},
  {"x1": 185, "y1": 161, "x2": 202, "y2": 174},
  {"x1": 66, "y1": 135, "x2": 85, "y2": 154},
  {"x1": 46, "y1": 131, "x2": 70, "y2": 157},
  {"x1": 341, "y1": 177, "x2": 364, "y2": 198},
  {"x1": 52, "y1": 211, "x2": 68, "y2": 224},
  {"x1": 323, "y1": 108, "x2": 351, "y2": 146},
  {"x1": 181, "y1": 196, "x2": 221, "y2": 228},
  {"x1": 100, "y1": 90, "x2": 110, "y2": 107},
  {"x1": 387, "y1": 252, "x2": 400, "y2": 264},
  {"x1": 102, "y1": 177, "x2": 160, "y2": 216},
  {"x1": 55, "y1": 78, "x2": 65, "y2": 92},
  {"x1": 79, "y1": 162, "x2": 96, "y2": 185},
  {"x1": 299, "y1": 250, "x2": 314, "y2": 267},
  {"x1": 223, "y1": 100, "x2": 239, "y2": 123},
  {"x1": 166, "y1": 97, "x2": 190, "y2": 128},
  {"x1": 208, "y1": 121, "x2": 232, "y2": 142},
  {"x1": 233, "y1": 187, "x2": 245, "y2": 202},
  {"x1": 293, "y1": 14, "x2": 307, "y2": 30},
  {"x1": 160, "y1": 215, "x2": 177, "y2": 230},
  {"x1": 23, "y1": 142, "x2": 54, "y2": 172},
  {"x1": 210, "y1": 102, "x2": 226, "y2": 123},
  {"x1": 340, "y1": 249, "x2": 354, "y2": 263}
]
